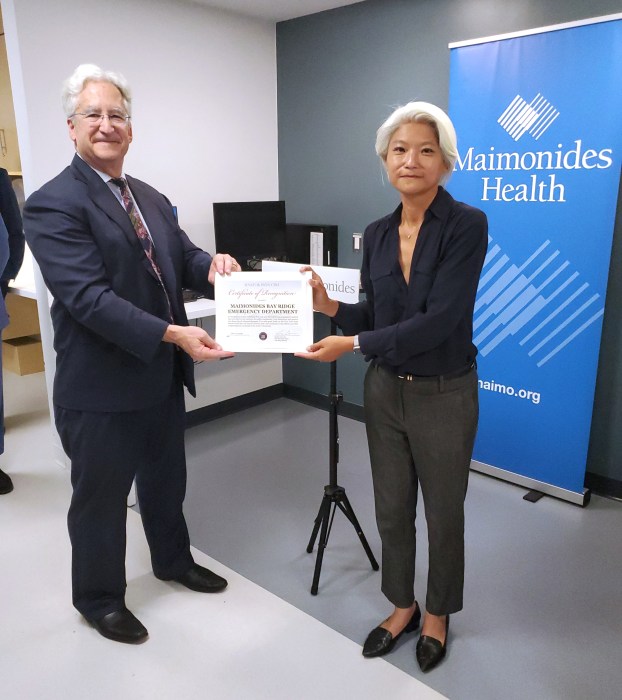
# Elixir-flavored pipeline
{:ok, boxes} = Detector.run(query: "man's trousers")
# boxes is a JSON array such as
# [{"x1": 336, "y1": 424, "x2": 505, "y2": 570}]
[{"x1": 55, "y1": 380, "x2": 194, "y2": 620}]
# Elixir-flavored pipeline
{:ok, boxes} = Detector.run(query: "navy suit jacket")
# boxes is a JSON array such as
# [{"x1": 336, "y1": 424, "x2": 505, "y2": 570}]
[
  {"x1": 24, "y1": 155, "x2": 214, "y2": 412},
  {"x1": 0, "y1": 167, "x2": 25, "y2": 284}
]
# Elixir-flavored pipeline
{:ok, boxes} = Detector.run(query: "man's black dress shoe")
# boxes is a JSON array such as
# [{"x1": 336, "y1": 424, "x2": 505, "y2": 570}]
[
  {"x1": 416, "y1": 615, "x2": 449, "y2": 672},
  {"x1": 89, "y1": 607, "x2": 148, "y2": 644},
  {"x1": 362, "y1": 603, "x2": 421, "y2": 658},
  {"x1": 173, "y1": 563, "x2": 228, "y2": 593},
  {"x1": 0, "y1": 468, "x2": 14, "y2": 495}
]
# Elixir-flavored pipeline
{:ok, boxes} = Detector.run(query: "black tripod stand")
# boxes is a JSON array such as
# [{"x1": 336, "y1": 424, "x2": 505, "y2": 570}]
[{"x1": 306, "y1": 323, "x2": 379, "y2": 595}]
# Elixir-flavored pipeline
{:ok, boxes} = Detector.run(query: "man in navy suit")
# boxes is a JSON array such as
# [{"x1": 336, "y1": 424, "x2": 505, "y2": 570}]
[
  {"x1": 0, "y1": 167, "x2": 24, "y2": 494},
  {"x1": 24, "y1": 64, "x2": 239, "y2": 644},
  {"x1": 0, "y1": 216, "x2": 11, "y2": 495}
]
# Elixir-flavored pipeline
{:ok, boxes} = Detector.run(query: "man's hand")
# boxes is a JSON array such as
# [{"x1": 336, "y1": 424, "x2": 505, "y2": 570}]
[
  {"x1": 163, "y1": 324, "x2": 234, "y2": 362},
  {"x1": 295, "y1": 335, "x2": 354, "y2": 363},
  {"x1": 208, "y1": 253, "x2": 240, "y2": 284},
  {"x1": 299, "y1": 265, "x2": 338, "y2": 317}
]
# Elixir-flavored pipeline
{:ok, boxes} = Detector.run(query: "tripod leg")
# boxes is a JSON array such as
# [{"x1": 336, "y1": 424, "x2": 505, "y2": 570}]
[
  {"x1": 337, "y1": 493, "x2": 380, "y2": 571},
  {"x1": 310, "y1": 498, "x2": 334, "y2": 595},
  {"x1": 306, "y1": 495, "x2": 328, "y2": 553}
]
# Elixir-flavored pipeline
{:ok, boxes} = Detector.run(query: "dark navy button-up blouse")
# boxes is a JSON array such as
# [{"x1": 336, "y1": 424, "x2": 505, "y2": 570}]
[{"x1": 333, "y1": 187, "x2": 488, "y2": 377}]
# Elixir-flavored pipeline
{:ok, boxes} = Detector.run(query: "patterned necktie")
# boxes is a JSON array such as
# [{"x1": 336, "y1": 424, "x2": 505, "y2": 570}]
[{"x1": 110, "y1": 177, "x2": 173, "y2": 321}]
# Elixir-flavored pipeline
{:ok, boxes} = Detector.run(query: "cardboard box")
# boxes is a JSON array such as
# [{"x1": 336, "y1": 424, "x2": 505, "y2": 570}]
[
  {"x1": 4, "y1": 294, "x2": 40, "y2": 341},
  {"x1": 2, "y1": 335, "x2": 44, "y2": 375}
]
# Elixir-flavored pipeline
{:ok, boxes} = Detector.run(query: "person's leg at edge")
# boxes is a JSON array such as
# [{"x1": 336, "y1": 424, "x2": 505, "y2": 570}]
[{"x1": 0, "y1": 330, "x2": 12, "y2": 495}]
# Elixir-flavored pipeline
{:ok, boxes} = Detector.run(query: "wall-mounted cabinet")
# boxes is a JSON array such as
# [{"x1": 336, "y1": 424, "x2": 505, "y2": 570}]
[{"x1": 0, "y1": 28, "x2": 21, "y2": 174}]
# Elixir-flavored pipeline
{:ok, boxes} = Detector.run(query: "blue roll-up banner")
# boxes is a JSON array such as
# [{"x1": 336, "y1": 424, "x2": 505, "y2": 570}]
[{"x1": 448, "y1": 15, "x2": 622, "y2": 504}]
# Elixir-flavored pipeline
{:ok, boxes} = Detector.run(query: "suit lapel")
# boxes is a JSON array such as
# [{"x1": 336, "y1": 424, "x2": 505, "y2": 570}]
[{"x1": 70, "y1": 155, "x2": 160, "y2": 283}]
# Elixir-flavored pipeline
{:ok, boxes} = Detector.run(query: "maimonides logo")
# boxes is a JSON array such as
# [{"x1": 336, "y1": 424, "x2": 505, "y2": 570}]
[
  {"x1": 458, "y1": 93, "x2": 612, "y2": 365},
  {"x1": 474, "y1": 235, "x2": 604, "y2": 367},
  {"x1": 497, "y1": 93, "x2": 559, "y2": 141},
  {"x1": 455, "y1": 94, "x2": 614, "y2": 203}
]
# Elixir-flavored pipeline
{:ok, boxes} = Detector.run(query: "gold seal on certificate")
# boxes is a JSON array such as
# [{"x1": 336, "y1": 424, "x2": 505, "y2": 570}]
[{"x1": 215, "y1": 271, "x2": 313, "y2": 353}]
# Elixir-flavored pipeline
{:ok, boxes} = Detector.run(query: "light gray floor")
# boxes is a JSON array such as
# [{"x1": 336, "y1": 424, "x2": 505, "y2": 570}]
[
  {"x1": 1, "y1": 370, "x2": 442, "y2": 700},
  {"x1": 4, "y1": 368, "x2": 621, "y2": 699},
  {"x1": 183, "y1": 397, "x2": 622, "y2": 700}
]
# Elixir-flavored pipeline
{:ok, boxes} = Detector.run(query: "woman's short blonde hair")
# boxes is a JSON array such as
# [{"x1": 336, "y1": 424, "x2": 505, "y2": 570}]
[{"x1": 375, "y1": 101, "x2": 458, "y2": 184}]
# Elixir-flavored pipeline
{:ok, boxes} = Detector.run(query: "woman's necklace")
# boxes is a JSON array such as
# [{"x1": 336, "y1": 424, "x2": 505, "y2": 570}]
[{"x1": 400, "y1": 220, "x2": 422, "y2": 240}]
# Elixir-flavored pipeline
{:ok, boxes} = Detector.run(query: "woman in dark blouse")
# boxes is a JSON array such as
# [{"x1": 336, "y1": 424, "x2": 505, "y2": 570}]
[{"x1": 297, "y1": 102, "x2": 487, "y2": 672}]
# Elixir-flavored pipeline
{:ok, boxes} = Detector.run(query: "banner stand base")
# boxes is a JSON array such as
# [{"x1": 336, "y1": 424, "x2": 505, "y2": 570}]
[{"x1": 471, "y1": 460, "x2": 591, "y2": 507}]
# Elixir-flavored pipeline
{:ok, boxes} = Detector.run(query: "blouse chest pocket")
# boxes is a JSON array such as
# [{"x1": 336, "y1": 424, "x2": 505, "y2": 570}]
[
  {"x1": 369, "y1": 265, "x2": 399, "y2": 298},
  {"x1": 408, "y1": 267, "x2": 436, "y2": 311}
]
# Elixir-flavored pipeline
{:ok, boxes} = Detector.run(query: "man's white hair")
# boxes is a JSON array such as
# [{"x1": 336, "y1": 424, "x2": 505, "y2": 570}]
[{"x1": 61, "y1": 63, "x2": 132, "y2": 118}]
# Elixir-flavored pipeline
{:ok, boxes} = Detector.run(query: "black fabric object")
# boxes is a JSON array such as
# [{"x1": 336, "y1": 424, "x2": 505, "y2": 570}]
[{"x1": 0, "y1": 168, "x2": 25, "y2": 285}]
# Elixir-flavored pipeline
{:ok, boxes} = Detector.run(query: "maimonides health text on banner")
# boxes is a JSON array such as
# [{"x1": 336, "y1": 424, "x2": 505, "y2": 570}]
[{"x1": 448, "y1": 16, "x2": 622, "y2": 502}]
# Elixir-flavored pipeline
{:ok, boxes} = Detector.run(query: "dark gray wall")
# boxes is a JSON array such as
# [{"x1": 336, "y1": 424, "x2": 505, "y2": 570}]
[{"x1": 277, "y1": 0, "x2": 622, "y2": 483}]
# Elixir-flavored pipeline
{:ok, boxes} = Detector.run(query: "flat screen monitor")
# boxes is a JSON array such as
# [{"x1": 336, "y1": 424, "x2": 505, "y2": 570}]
[{"x1": 213, "y1": 200, "x2": 287, "y2": 270}]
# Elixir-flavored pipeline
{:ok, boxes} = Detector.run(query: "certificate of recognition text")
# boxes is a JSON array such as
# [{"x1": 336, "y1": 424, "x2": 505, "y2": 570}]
[{"x1": 215, "y1": 271, "x2": 313, "y2": 353}]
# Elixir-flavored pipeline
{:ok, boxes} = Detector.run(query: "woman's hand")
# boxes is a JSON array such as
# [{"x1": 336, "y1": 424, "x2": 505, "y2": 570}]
[
  {"x1": 295, "y1": 335, "x2": 354, "y2": 363},
  {"x1": 299, "y1": 265, "x2": 339, "y2": 317}
]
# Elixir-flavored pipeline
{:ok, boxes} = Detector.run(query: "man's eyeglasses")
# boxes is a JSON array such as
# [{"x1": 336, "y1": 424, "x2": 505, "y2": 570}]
[{"x1": 70, "y1": 112, "x2": 131, "y2": 127}]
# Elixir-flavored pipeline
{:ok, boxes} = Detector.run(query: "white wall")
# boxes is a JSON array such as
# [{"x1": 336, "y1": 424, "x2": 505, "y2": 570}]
[
  {"x1": 3, "y1": 0, "x2": 279, "y2": 249},
  {"x1": 1, "y1": 0, "x2": 282, "y2": 429}
]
